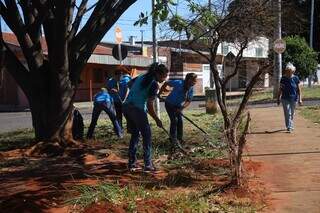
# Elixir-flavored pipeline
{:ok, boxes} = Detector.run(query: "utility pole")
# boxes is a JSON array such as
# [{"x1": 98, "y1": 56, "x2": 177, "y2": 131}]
[
  {"x1": 208, "y1": 0, "x2": 214, "y2": 88},
  {"x1": 140, "y1": 30, "x2": 144, "y2": 55},
  {"x1": 152, "y1": 0, "x2": 160, "y2": 117},
  {"x1": 308, "y1": 0, "x2": 315, "y2": 87},
  {"x1": 273, "y1": 0, "x2": 282, "y2": 99}
]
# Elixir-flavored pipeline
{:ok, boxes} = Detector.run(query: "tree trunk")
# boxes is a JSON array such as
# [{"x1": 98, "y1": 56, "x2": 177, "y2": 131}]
[
  {"x1": 225, "y1": 127, "x2": 242, "y2": 186},
  {"x1": 29, "y1": 96, "x2": 74, "y2": 144},
  {"x1": 27, "y1": 65, "x2": 76, "y2": 145}
]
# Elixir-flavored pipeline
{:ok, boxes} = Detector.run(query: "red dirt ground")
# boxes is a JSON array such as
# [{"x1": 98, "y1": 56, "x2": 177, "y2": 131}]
[{"x1": 0, "y1": 142, "x2": 268, "y2": 212}]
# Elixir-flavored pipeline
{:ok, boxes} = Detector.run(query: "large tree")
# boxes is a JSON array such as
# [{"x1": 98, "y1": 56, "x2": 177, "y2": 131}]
[{"x1": 0, "y1": 1, "x2": 137, "y2": 146}]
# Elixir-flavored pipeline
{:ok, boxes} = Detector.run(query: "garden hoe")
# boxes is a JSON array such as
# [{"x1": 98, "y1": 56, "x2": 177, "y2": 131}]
[
  {"x1": 160, "y1": 126, "x2": 190, "y2": 159},
  {"x1": 179, "y1": 112, "x2": 212, "y2": 142},
  {"x1": 158, "y1": 95, "x2": 212, "y2": 143}
]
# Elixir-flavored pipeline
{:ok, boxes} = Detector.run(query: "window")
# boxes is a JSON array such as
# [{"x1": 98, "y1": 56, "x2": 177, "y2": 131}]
[
  {"x1": 255, "y1": 47, "x2": 263, "y2": 57},
  {"x1": 222, "y1": 45, "x2": 229, "y2": 55}
]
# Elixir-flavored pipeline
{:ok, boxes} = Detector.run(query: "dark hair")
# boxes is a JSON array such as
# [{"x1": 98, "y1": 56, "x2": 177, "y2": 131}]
[
  {"x1": 141, "y1": 62, "x2": 168, "y2": 88},
  {"x1": 183, "y1": 73, "x2": 197, "y2": 92}
]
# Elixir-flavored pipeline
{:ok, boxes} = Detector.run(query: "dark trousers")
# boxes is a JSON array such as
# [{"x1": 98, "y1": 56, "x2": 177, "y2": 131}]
[
  {"x1": 114, "y1": 102, "x2": 123, "y2": 128},
  {"x1": 87, "y1": 102, "x2": 122, "y2": 139},
  {"x1": 165, "y1": 102, "x2": 183, "y2": 144},
  {"x1": 123, "y1": 104, "x2": 152, "y2": 167}
]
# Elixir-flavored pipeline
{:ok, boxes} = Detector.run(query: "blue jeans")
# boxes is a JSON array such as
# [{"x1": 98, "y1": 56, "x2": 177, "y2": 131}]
[
  {"x1": 281, "y1": 99, "x2": 296, "y2": 130},
  {"x1": 114, "y1": 102, "x2": 123, "y2": 128},
  {"x1": 123, "y1": 104, "x2": 152, "y2": 167},
  {"x1": 87, "y1": 102, "x2": 122, "y2": 138},
  {"x1": 165, "y1": 102, "x2": 183, "y2": 144}
]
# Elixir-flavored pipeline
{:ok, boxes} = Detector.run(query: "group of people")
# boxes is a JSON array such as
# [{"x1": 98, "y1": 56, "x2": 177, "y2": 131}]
[
  {"x1": 84, "y1": 61, "x2": 302, "y2": 173},
  {"x1": 86, "y1": 63, "x2": 197, "y2": 172}
]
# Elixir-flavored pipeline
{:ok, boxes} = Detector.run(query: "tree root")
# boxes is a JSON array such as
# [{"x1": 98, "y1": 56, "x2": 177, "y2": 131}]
[{"x1": 25, "y1": 138, "x2": 85, "y2": 157}]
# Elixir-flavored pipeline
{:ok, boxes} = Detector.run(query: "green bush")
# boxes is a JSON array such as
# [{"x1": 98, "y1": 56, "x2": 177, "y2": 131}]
[{"x1": 283, "y1": 35, "x2": 318, "y2": 79}]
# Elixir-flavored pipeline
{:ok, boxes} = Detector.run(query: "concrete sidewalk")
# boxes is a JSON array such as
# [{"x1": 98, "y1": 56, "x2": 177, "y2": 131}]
[{"x1": 245, "y1": 107, "x2": 320, "y2": 212}]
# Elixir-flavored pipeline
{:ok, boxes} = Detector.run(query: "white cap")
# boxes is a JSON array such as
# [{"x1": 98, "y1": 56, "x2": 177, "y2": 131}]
[{"x1": 285, "y1": 62, "x2": 296, "y2": 72}]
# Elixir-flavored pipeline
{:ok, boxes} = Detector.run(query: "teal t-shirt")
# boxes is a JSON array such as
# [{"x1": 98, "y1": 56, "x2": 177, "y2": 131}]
[{"x1": 124, "y1": 74, "x2": 158, "y2": 111}]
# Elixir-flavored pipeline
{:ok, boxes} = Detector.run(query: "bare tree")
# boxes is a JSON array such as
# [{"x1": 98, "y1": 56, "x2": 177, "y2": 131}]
[
  {"x1": 0, "y1": 0, "x2": 137, "y2": 148},
  {"x1": 163, "y1": 0, "x2": 274, "y2": 185}
]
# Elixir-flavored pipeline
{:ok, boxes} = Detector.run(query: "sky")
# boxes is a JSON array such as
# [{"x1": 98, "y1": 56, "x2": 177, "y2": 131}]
[
  {"x1": 0, "y1": 0, "x2": 153, "y2": 42},
  {"x1": 100, "y1": 0, "x2": 153, "y2": 43},
  {"x1": 0, "y1": 0, "x2": 195, "y2": 43}
]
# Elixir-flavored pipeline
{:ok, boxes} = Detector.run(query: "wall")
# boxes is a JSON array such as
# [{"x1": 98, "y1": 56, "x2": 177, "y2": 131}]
[
  {"x1": 0, "y1": 69, "x2": 18, "y2": 105},
  {"x1": 218, "y1": 37, "x2": 269, "y2": 58}
]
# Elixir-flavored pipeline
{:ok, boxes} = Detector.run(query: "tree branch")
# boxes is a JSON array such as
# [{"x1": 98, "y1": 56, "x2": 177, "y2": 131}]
[
  {"x1": 67, "y1": 0, "x2": 88, "y2": 42},
  {"x1": 1, "y1": 39, "x2": 31, "y2": 95},
  {"x1": 222, "y1": 40, "x2": 248, "y2": 86},
  {"x1": 232, "y1": 63, "x2": 271, "y2": 126},
  {"x1": 70, "y1": 0, "x2": 137, "y2": 84},
  {"x1": 1, "y1": 1, "x2": 42, "y2": 70}
]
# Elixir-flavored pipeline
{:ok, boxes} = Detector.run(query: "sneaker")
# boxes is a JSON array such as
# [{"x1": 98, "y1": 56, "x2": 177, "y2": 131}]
[
  {"x1": 128, "y1": 164, "x2": 139, "y2": 172},
  {"x1": 143, "y1": 165, "x2": 157, "y2": 173}
]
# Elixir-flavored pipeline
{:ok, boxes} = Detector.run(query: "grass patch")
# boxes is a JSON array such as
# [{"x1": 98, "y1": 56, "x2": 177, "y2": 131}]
[
  {"x1": 227, "y1": 86, "x2": 320, "y2": 105},
  {"x1": 302, "y1": 85, "x2": 320, "y2": 99},
  {"x1": 68, "y1": 182, "x2": 260, "y2": 212},
  {"x1": 298, "y1": 106, "x2": 320, "y2": 124},
  {"x1": 67, "y1": 182, "x2": 158, "y2": 209},
  {"x1": 88, "y1": 109, "x2": 226, "y2": 160},
  {"x1": 0, "y1": 128, "x2": 35, "y2": 151}
]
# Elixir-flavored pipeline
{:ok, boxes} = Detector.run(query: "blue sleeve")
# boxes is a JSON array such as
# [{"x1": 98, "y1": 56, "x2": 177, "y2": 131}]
[
  {"x1": 186, "y1": 87, "x2": 194, "y2": 101},
  {"x1": 294, "y1": 76, "x2": 300, "y2": 84},
  {"x1": 148, "y1": 81, "x2": 159, "y2": 99},
  {"x1": 167, "y1": 80, "x2": 180, "y2": 88}
]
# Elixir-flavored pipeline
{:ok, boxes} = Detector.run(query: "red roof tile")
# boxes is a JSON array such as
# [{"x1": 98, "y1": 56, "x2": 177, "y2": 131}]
[{"x1": 2, "y1": 32, "x2": 112, "y2": 55}]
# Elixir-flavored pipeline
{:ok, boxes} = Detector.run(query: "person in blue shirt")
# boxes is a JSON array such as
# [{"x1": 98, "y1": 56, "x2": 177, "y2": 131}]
[
  {"x1": 87, "y1": 88, "x2": 123, "y2": 139},
  {"x1": 158, "y1": 73, "x2": 197, "y2": 151},
  {"x1": 106, "y1": 66, "x2": 131, "y2": 128},
  {"x1": 123, "y1": 63, "x2": 168, "y2": 172},
  {"x1": 277, "y1": 62, "x2": 303, "y2": 133}
]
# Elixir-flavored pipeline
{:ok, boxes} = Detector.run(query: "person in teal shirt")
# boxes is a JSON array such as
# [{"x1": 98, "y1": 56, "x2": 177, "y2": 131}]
[
  {"x1": 158, "y1": 73, "x2": 197, "y2": 152},
  {"x1": 123, "y1": 63, "x2": 168, "y2": 172}
]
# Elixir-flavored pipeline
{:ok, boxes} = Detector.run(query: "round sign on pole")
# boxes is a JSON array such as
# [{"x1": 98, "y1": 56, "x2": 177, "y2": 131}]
[
  {"x1": 273, "y1": 39, "x2": 286, "y2": 54},
  {"x1": 112, "y1": 45, "x2": 128, "y2": 61},
  {"x1": 115, "y1": 26, "x2": 123, "y2": 44}
]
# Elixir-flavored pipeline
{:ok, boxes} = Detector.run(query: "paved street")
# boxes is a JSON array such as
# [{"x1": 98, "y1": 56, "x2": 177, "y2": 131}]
[{"x1": 0, "y1": 100, "x2": 319, "y2": 134}]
